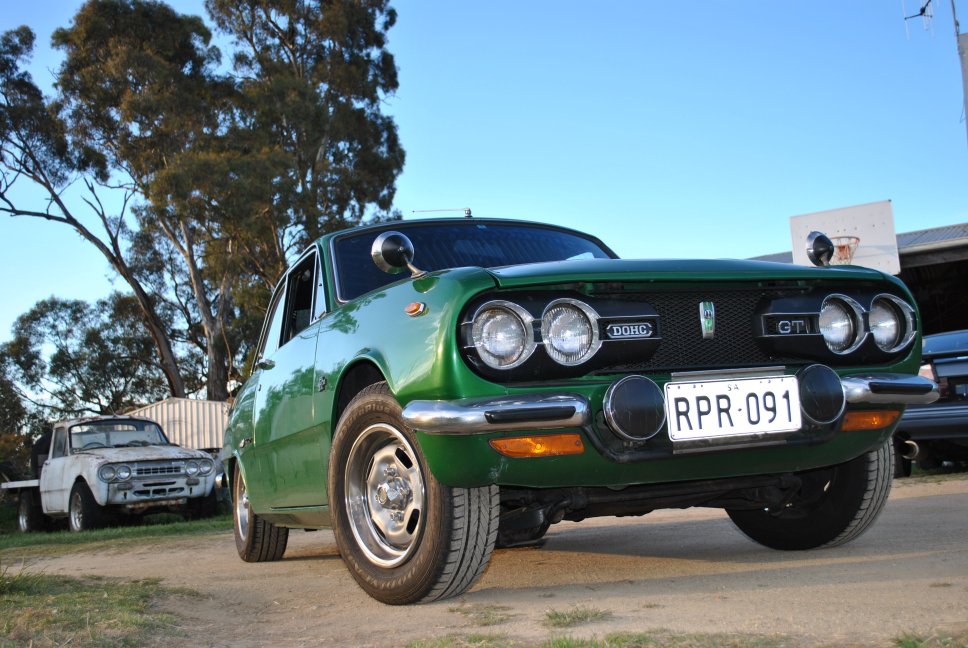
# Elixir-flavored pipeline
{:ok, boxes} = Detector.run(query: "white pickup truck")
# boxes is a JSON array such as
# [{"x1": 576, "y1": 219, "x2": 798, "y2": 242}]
[{"x1": 1, "y1": 415, "x2": 220, "y2": 532}]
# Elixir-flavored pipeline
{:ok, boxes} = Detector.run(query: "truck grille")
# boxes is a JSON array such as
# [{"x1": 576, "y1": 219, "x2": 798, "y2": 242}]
[{"x1": 134, "y1": 463, "x2": 183, "y2": 477}]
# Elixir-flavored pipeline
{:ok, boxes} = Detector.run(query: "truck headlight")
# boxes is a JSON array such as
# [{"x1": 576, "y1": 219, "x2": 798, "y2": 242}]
[
  {"x1": 98, "y1": 465, "x2": 116, "y2": 482},
  {"x1": 199, "y1": 458, "x2": 215, "y2": 475},
  {"x1": 116, "y1": 465, "x2": 131, "y2": 481},
  {"x1": 185, "y1": 461, "x2": 200, "y2": 476},
  {"x1": 541, "y1": 299, "x2": 601, "y2": 366},
  {"x1": 470, "y1": 301, "x2": 536, "y2": 369}
]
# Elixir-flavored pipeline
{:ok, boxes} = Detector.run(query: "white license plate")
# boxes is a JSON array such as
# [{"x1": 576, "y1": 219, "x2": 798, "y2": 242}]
[{"x1": 664, "y1": 376, "x2": 802, "y2": 442}]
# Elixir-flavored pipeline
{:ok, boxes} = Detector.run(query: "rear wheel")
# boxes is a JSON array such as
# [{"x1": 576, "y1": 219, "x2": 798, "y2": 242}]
[
  {"x1": 727, "y1": 439, "x2": 893, "y2": 550},
  {"x1": 329, "y1": 383, "x2": 499, "y2": 605},
  {"x1": 69, "y1": 482, "x2": 104, "y2": 532},
  {"x1": 18, "y1": 490, "x2": 46, "y2": 533},
  {"x1": 233, "y1": 463, "x2": 288, "y2": 561}
]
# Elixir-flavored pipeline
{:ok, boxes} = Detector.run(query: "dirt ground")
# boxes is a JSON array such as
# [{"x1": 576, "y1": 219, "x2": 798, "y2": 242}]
[{"x1": 14, "y1": 475, "x2": 968, "y2": 647}]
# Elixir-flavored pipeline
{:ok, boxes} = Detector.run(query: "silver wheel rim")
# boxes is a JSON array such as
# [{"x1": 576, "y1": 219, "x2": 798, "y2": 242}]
[
  {"x1": 235, "y1": 474, "x2": 250, "y2": 541},
  {"x1": 18, "y1": 498, "x2": 29, "y2": 532},
  {"x1": 344, "y1": 423, "x2": 426, "y2": 568},
  {"x1": 69, "y1": 492, "x2": 82, "y2": 531}
]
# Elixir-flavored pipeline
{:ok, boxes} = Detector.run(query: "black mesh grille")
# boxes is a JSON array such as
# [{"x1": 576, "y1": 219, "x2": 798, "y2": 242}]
[
  {"x1": 135, "y1": 463, "x2": 182, "y2": 477},
  {"x1": 599, "y1": 288, "x2": 800, "y2": 373}
]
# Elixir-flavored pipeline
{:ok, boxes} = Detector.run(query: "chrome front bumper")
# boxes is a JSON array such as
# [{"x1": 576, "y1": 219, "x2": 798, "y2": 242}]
[{"x1": 402, "y1": 373, "x2": 939, "y2": 435}]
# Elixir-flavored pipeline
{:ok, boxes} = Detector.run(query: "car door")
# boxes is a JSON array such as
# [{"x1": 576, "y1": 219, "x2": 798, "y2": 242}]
[
  {"x1": 39, "y1": 424, "x2": 71, "y2": 514},
  {"x1": 248, "y1": 248, "x2": 327, "y2": 509}
]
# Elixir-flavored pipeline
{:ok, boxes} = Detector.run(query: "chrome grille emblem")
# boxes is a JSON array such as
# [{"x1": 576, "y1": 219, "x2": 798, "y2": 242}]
[{"x1": 699, "y1": 301, "x2": 715, "y2": 339}]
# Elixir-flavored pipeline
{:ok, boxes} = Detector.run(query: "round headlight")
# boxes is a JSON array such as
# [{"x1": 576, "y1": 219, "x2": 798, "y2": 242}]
[
  {"x1": 116, "y1": 465, "x2": 131, "y2": 481},
  {"x1": 870, "y1": 294, "x2": 916, "y2": 352},
  {"x1": 98, "y1": 465, "x2": 116, "y2": 482},
  {"x1": 185, "y1": 461, "x2": 200, "y2": 476},
  {"x1": 819, "y1": 295, "x2": 863, "y2": 354},
  {"x1": 199, "y1": 458, "x2": 215, "y2": 475},
  {"x1": 541, "y1": 299, "x2": 601, "y2": 366},
  {"x1": 470, "y1": 301, "x2": 535, "y2": 369}
]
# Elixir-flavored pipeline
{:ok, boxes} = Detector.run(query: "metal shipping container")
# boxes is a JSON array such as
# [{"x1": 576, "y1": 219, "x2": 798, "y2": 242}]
[{"x1": 127, "y1": 398, "x2": 229, "y2": 452}]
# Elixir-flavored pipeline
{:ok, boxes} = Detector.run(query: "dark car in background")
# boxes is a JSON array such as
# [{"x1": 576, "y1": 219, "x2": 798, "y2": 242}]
[{"x1": 893, "y1": 329, "x2": 968, "y2": 476}]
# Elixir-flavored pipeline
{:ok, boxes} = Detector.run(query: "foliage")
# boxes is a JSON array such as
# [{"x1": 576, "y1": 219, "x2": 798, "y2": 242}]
[
  {"x1": 1, "y1": 294, "x2": 173, "y2": 416},
  {"x1": 1, "y1": 0, "x2": 405, "y2": 402}
]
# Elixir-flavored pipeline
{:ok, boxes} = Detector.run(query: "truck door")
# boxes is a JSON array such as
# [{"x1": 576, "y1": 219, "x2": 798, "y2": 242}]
[{"x1": 39, "y1": 425, "x2": 70, "y2": 514}]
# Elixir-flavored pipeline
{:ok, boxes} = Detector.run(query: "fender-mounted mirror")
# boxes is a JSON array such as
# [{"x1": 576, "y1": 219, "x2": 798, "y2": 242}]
[{"x1": 371, "y1": 231, "x2": 426, "y2": 278}]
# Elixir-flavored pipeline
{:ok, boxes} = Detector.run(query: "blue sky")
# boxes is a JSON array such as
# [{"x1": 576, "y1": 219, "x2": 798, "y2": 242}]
[{"x1": 2, "y1": 1, "x2": 967, "y2": 342}]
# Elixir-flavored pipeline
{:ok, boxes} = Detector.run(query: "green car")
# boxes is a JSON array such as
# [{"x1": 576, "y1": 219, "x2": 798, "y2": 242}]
[{"x1": 222, "y1": 218, "x2": 937, "y2": 604}]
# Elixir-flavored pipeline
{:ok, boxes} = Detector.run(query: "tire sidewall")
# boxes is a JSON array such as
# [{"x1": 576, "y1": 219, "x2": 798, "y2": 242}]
[
  {"x1": 329, "y1": 384, "x2": 453, "y2": 603},
  {"x1": 233, "y1": 462, "x2": 255, "y2": 557},
  {"x1": 728, "y1": 441, "x2": 891, "y2": 550}
]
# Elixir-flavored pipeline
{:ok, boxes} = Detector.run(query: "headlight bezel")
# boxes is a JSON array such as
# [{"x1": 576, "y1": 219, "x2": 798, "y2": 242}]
[
  {"x1": 819, "y1": 294, "x2": 866, "y2": 355},
  {"x1": 869, "y1": 293, "x2": 916, "y2": 353},
  {"x1": 469, "y1": 300, "x2": 537, "y2": 370},
  {"x1": 540, "y1": 298, "x2": 602, "y2": 366},
  {"x1": 98, "y1": 464, "x2": 131, "y2": 482}
]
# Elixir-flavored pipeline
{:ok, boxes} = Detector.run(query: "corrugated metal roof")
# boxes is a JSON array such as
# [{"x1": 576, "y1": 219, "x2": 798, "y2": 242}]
[{"x1": 127, "y1": 398, "x2": 229, "y2": 450}]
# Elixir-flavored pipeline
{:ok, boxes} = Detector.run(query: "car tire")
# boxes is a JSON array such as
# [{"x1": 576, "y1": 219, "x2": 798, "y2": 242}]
[
  {"x1": 727, "y1": 439, "x2": 893, "y2": 550},
  {"x1": 69, "y1": 482, "x2": 104, "y2": 532},
  {"x1": 18, "y1": 490, "x2": 46, "y2": 533},
  {"x1": 329, "y1": 382, "x2": 500, "y2": 605},
  {"x1": 233, "y1": 462, "x2": 288, "y2": 561}
]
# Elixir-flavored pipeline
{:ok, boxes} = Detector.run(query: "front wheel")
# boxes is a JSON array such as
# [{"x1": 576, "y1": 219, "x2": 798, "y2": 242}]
[
  {"x1": 727, "y1": 439, "x2": 893, "y2": 550},
  {"x1": 329, "y1": 383, "x2": 499, "y2": 605},
  {"x1": 69, "y1": 482, "x2": 104, "y2": 532},
  {"x1": 233, "y1": 462, "x2": 288, "y2": 561}
]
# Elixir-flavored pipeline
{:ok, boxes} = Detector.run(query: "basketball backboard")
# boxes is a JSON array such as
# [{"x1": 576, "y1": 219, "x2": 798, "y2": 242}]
[{"x1": 790, "y1": 200, "x2": 900, "y2": 275}]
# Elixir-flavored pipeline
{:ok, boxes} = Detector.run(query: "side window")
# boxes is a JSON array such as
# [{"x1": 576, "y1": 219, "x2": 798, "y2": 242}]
[
  {"x1": 257, "y1": 287, "x2": 287, "y2": 360},
  {"x1": 281, "y1": 251, "x2": 319, "y2": 345},
  {"x1": 50, "y1": 428, "x2": 67, "y2": 459}
]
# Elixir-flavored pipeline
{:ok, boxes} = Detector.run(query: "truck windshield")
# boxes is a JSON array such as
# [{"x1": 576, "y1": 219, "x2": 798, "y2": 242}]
[{"x1": 69, "y1": 420, "x2": 168, "y2": 452}]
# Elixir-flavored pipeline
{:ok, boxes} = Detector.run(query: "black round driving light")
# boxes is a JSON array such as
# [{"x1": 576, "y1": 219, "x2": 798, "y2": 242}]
[
  {"x1": 603, "y1": 376, "x2": 665, "y2": 442},
  {"x1": 797, "y1": 364, "x2": 845, "y2": 425}
]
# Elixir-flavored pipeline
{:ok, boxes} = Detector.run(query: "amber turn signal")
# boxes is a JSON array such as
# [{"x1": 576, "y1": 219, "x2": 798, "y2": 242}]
[
  {"x1": 840, "y1": 409, "x2": 901, "y2": 431},
  {"x1": 489, "y1": 433, "x2": 585, "y2": 458}
]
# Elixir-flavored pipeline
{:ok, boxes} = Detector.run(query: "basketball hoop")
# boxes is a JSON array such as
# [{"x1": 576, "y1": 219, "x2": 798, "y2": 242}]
[{"x1": 829, "y1": 236, "x2": 860, "y2": 265}]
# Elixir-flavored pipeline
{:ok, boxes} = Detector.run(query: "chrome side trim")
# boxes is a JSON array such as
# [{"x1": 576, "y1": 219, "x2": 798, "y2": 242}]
[
  {"x1": 402, "y1": 394, "x2": 590, "y2": 435},
  {"x1": 841, "y1": 374, "x2": 940, "y2": 405}
]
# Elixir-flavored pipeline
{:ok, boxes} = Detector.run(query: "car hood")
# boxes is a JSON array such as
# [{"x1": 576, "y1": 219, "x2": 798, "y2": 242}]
[
  {"x1": 74, "y1": 445, "x2": 210, "y2": 465},
  {"x1": 484, "y1": 258, "x2": 886, "y2": 288}
]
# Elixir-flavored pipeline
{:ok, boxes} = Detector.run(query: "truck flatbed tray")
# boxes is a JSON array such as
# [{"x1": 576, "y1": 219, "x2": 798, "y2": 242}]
[{"x1": 0, "y1": 479, "x2": 39, "y2": 490}]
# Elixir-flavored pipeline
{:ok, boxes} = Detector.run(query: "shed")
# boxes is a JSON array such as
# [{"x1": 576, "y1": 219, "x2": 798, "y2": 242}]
[{"x1": 127, "y1": 398, "x2": 229, "y2": 452}]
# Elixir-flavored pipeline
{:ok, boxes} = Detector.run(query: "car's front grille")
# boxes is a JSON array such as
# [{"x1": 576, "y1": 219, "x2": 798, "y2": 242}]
[
  {"x1": 134, "y1": 463, "x2": 182, "y2": 477},
  {"x1": 597, "y1": 288, "x2": 801, "y2": 373}
]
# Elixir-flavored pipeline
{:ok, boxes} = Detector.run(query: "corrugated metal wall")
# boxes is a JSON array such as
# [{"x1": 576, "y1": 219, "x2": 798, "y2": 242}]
[{"x1": 128, "y1": 398, "x2": 229, "y2": 450}]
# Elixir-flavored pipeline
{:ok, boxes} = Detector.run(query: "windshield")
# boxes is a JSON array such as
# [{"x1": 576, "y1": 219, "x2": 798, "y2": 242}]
[
  {"x1": 334, "y1": 221, "x2": 614, "y2": 301},
  {"x1": 69, "y1": 420, "x2": 168, "y2": 452}
]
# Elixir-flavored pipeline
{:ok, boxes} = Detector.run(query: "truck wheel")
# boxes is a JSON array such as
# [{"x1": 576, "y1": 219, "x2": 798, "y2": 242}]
[
  {"x1": 233, "y1": 463, "x2": 288, "y2": 561},
  {"x1": 69, "y1": 482, "x2": 104, "y2": 532},
  {"x1": 727, "y1": 439, "x2": 893, "y2": 550},
  {"x1": 18, "y1": 490, "x2": 47, "y2": 533},
  {"x1": 329, "y1": 383, "x2": 500, "y2": 605}
]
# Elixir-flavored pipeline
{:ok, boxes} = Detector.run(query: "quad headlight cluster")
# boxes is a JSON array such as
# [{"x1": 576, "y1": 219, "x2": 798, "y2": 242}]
[
  {"x1": 819, "y1": 293, "x2": 915, "y2": 355},
  {"x1": 470, "y1": 298, "x2": 602, "y2": 370},
  {"x1": 97, "y1": 458, "x2": 215, "y2": 482}
]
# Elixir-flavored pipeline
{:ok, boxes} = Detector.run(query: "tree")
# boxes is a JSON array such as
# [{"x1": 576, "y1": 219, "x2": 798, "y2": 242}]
[
  {"x1": 2, "y1": 0, "x2": 405, "y2": 401},
  {"x1": 0, "y1": 25, "x2": 190, "y2": 398},
  {"x1": 1, "y1": 294, "x2": 175, "y2": 417}
]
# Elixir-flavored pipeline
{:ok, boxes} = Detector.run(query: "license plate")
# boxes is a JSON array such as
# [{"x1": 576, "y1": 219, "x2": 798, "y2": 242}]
[{"x1": 664, "y1": 376, "x2": 802, "y2": 442}]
